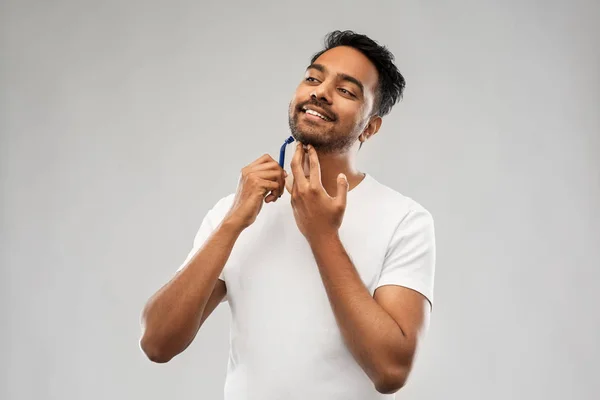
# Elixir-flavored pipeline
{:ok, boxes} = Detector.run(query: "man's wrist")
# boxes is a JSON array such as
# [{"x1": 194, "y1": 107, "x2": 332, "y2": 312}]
[
  {"x1": 307, "y1": 230, "x2": 341, "y2": 251},
  {"x1": 220, "y1": 216, "x2": 247, "y2": 236}
]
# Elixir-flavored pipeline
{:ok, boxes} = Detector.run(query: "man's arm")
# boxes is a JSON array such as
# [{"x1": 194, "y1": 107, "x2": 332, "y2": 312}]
[
  {"x1": 139, "y1": 218, "x2": 243, "y2": 363},
  {"x1": 139, "y1": 152, "x2": 288, "y2": 363},
  {"x1": 309, "y1": 233, "x2": 431, "y2": 394},
  {"x1": 198, "y1": 279, "x2": 227, "y2": 327}
]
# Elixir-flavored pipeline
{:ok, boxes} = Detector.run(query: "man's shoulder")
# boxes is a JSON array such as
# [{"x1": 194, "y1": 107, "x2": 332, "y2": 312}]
[
  {"x1": 366, "y1": 174, "x2": 433, "y2": 221},
  {"x1": 210, "y1": 192, "x2": 237, "y2": 215}
]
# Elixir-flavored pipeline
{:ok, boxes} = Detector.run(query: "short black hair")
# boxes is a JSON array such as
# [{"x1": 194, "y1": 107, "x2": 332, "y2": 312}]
[{"x1": 310, "y1": 30, "x2": 406, "y2": 118}]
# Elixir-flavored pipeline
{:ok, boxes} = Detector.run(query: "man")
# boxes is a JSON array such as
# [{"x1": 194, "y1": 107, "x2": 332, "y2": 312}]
[{"x1": 140, "y1": 30, "x2": 436, "y2": 399}]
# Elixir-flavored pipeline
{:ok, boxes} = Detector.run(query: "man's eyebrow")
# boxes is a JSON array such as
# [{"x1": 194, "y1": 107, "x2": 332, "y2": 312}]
[{"x1": 306, "y1": 63, "x2": 364, "y2": 96}]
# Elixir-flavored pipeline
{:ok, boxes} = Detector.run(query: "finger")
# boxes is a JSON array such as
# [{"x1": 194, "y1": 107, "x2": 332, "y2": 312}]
[
  {"x1": 290, "y1": 141, "x2": 308, "y2": 188},
  {"x1": 250, "y1": 153, "x2": 276, "y2": 166},
  {"x1": 259, "y1": 170, "x2": 285, "y2": 201},
  {"x1": 268, "y1": 180, "x2": 282, "y2": 200},
  {"x1": 306, "y1": 144, "x2": 321, "y2": 186},
  {"x1": 277, "y1": 169, "x2": 286, "y2": 198},
  {"x1": 251, "y1": 169, "x2": 285, "y2": 183},
  {"x1": 335, "y1": 173, "x2": 349, "y2": 207},
  {"x1": 301, "y1": 145, "x2": 308, "y2": 178},
  {"x1": 259, "y1": 178, "x2": 280, "y2": 197},
  {"x1": 265, "y1": 192, "x2": 276, "y2": 203},
  {"x1": 250, "y1": 159, "x2": 282, "y2": 172},
  {"x1": 255, "y1": 164, "x2": 286, "y2": 199},
  {"x1": 291, "y1": 169, "x2": 297, "y2": 198}
]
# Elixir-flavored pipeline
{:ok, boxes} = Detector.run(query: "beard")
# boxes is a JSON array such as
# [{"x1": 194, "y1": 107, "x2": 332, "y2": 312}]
[{"x1": 287, "y1": 101, "x2": 359, "y2": 155}]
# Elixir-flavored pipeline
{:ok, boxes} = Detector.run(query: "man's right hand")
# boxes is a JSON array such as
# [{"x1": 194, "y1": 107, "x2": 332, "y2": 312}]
[{"x1": 225, "y1": 153, "x2": 287, "y2": 229}]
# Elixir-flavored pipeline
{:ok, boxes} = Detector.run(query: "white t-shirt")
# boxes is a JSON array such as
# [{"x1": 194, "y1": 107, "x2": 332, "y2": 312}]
[{"x1": 178, "y1": 172, "x2": 436, "y2": 400}]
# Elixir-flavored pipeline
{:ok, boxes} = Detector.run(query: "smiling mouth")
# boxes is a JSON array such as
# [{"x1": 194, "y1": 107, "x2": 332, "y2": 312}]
[
  {"x1": 303, "y1": 112, "x2": 331, "y2": 123},
  {"x1": 301, "y1": 106, "x2": 334, "y2": 122}
]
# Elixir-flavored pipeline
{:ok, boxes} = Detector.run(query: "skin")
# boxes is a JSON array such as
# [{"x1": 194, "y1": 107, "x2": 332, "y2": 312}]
[{"x1": 285, "y1": 46, "x2": 432, "y2": 393}]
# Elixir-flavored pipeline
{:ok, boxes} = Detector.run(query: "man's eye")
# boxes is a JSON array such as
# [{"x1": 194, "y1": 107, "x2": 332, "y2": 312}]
[
  {"x1": 339, "y1": 88, "x2": 355, "y2": 97},
  {"x1": 305, "y1": 77, "x2": 317, "y2": 82}
]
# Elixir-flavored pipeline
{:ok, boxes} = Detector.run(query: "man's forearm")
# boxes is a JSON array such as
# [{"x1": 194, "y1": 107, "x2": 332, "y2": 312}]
[
  {"x1": 139, "y1": 217, "x2": 243, "y2": 362},
  {"x1": 308, "y1": 233, "x2": 411, "y2": 391}
]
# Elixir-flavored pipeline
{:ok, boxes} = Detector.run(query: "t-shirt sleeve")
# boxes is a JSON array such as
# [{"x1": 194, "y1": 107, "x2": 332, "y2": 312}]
[
  {"x1": 375, "y1": 207, "x2": 436, "y2": 308},
  {"x1": 176, "y1": 195, "x2": 233, "y2": 302}
]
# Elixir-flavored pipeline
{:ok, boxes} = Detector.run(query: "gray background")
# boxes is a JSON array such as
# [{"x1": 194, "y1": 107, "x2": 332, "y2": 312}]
[{"x1": 2, "y1": 0, "x2": 599, "y2": 399}]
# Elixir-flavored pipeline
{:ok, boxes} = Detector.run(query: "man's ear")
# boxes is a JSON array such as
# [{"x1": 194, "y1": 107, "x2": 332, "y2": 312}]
[{"x1": 360, "y1": 115, "x2": 382, "y2": 143}]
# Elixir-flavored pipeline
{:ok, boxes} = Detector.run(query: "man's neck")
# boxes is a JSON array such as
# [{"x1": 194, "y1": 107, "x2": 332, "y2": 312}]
[{"x1": 285, "y1": 148, "x2": 365, "y2": 197}]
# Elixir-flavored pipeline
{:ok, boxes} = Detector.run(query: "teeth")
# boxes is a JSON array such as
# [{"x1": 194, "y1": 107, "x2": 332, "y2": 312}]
[{"x1": 305, "y1": 109, "x2": 329, "y2": 121}]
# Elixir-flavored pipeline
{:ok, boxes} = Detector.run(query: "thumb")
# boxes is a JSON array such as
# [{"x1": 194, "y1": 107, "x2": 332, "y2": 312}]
[{"x1": 336, "y1": 173, "x2": 349, "y2": 206}]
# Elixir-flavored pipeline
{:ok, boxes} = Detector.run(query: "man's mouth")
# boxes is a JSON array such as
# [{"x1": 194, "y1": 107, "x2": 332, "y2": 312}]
[{"x1": 301, "y1": 106, "x2": 334, "y2": 122}]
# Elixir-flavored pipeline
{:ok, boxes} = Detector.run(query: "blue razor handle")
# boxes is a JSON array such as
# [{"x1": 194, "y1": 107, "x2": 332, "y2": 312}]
[{"x1": 278, "y1": 135, "x2": 295, "y2": 168}]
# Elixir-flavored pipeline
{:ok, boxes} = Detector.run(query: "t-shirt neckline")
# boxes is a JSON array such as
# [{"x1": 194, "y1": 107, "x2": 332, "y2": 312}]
[
  {"x1": 349, "y1": 172, "x2": 371, "y2": 196},
  {"x1": 283, "y1": 172, "x2": 371, "y2": 197}
]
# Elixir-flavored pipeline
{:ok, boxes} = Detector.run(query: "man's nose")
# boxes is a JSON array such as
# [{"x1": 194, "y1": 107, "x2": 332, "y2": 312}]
[{"x1": 311, "y1": 84, "x2": 333, "y2": 105}]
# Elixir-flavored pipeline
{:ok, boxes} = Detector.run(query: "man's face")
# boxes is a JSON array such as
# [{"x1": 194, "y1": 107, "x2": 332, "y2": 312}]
[{"x1": 288, "y1": 46, "x2": 380, "y2": 154}]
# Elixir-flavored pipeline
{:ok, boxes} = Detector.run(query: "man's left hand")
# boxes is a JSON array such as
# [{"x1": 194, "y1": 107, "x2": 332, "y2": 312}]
[{"x1": 290, "y1": 142, "x2": 349, "y2": 242}]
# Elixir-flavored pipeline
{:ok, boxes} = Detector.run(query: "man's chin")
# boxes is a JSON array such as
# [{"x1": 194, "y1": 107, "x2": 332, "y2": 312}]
[
  {"x1": 294, "y1": 122, "x2": 329, "y2": 136},
  {"x1": 289, "y1": 117, "x2": 332, "y2": 144},
  {"x1": 291, "y1": 130, "x2": 327, "y2": 145}
]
